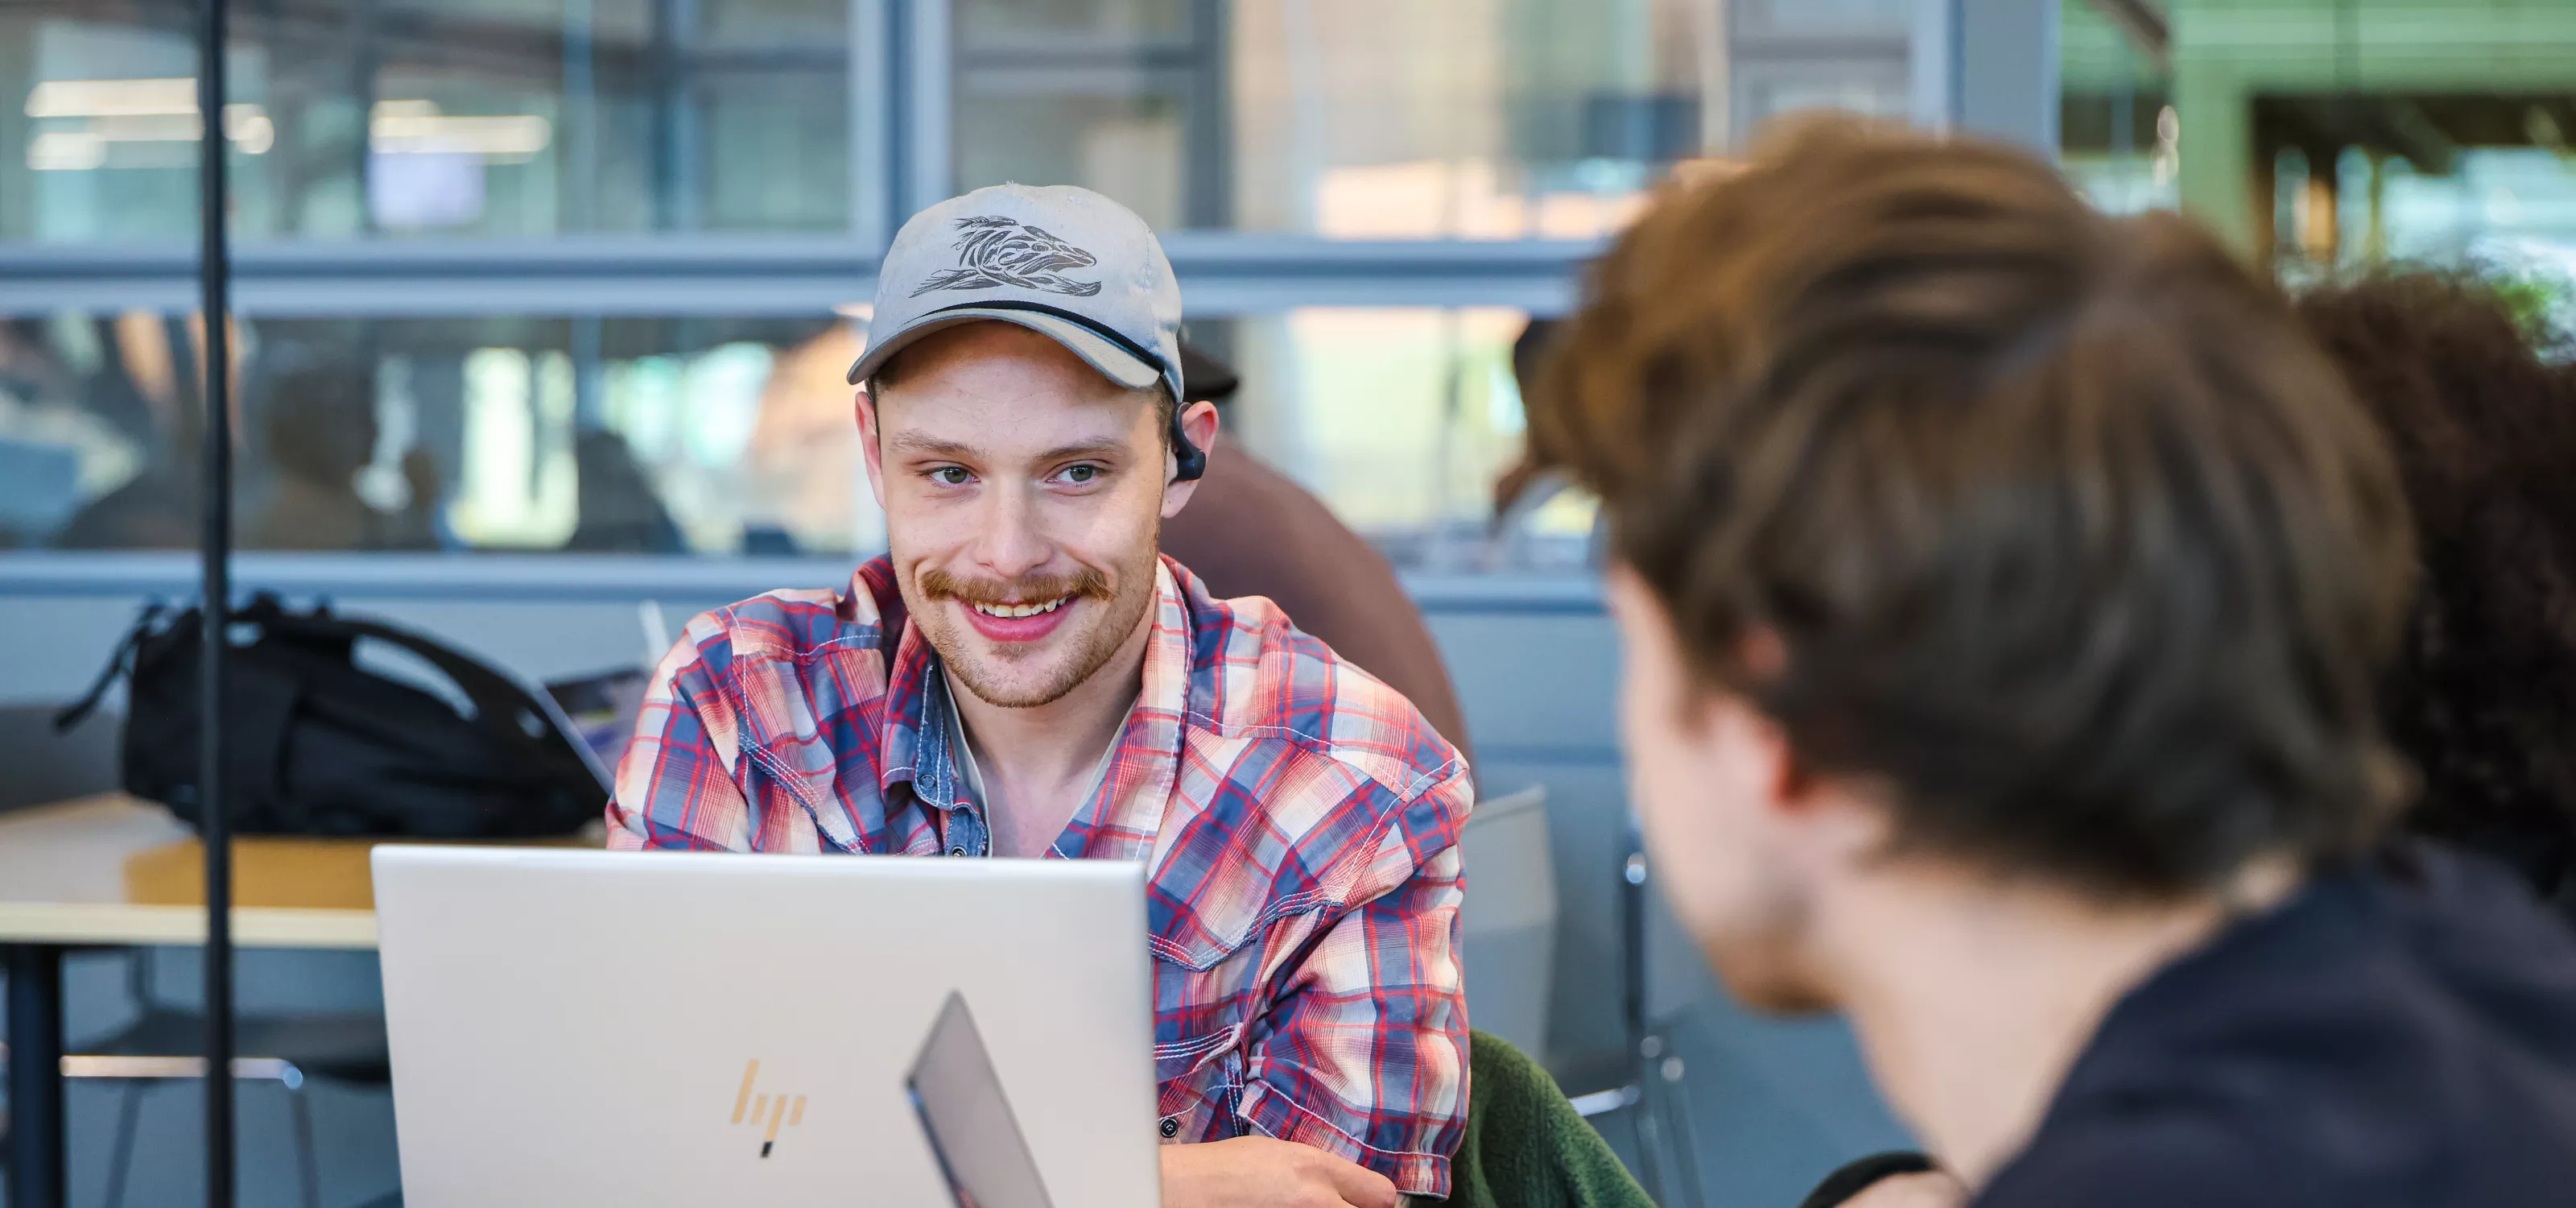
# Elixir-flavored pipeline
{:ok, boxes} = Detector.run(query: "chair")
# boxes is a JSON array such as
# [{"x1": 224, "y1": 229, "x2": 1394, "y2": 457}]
[
  {"x1": 1624, "y1": 829, "x2": 1712, "y2": 1208},
  {"x1": 1559, "y1": 817, "x2": 1709, "y2": 1208},
  {"x1": 1459, "y1": 785, "x2": 1557, "y2": 1057},
  {"x1": 67, "y1": 949, "x2": 390, "y2": 1208}
]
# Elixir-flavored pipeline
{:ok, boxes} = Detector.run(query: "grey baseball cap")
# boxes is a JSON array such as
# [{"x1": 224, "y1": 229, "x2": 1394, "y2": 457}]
[{"x1": 847, "y1": 184, "x2": 1184, "y2": 410}]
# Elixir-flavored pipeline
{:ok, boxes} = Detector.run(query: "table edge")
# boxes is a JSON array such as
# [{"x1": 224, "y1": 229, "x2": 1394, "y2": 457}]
[{"x1": 0, "y1": 903, "x2": 378, "y2": 949}]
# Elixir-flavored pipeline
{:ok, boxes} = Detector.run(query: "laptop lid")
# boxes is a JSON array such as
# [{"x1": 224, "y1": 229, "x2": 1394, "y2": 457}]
[{"x1": 372, "y1": 846, "x2": 1158, "y2": 1208}]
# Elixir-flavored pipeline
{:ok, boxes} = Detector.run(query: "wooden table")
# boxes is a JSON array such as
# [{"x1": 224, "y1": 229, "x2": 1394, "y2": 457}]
[{"x1": 0, "y1": 794, "x2": 589, "y2": 1208}]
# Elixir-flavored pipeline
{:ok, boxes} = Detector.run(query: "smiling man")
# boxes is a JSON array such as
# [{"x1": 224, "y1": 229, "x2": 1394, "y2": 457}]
[{"x1": 608, "y1": 184, "x2": 1472, "y2": 1208}]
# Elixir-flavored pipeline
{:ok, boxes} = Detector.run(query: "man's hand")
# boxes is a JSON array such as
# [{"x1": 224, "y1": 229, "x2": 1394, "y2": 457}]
[{"x1": 1158, "y1": 1137, "x2": 1400, "y2": 1208}]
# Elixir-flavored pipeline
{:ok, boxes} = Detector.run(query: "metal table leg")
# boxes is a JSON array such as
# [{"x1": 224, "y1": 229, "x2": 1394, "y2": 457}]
[{"x1": 7, "y1": 943, "x2": 68, "y2": 1208}]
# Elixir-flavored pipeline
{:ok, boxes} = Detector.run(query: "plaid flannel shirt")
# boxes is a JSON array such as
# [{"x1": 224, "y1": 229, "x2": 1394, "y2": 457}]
[{"x1": 607, "y1": 555, "x2": 1474, "y2": 1194}]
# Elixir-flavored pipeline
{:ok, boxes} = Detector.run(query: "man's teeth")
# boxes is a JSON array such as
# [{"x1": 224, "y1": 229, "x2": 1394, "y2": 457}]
[{"x1": 972, "y1": 598, "x2": 1067, "y2": 619}]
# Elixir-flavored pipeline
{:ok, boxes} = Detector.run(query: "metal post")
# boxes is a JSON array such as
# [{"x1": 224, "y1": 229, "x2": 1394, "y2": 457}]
[
  {"x1": 895, "y1": 0, "x2": 954, "y2": 220},
  {"x1": 564, "y1": 0, "x2": 598, "y2": 233},
  {"x1": 1183, "y1": 0, "x2": 1233, "y2": 230},
  {"x1": 6, "y1": 945, "x2": 67, "y2": 1208},
  {"x1": 848, "y1": 0, "x2": 894, "y2": 247},
  {"x1": 196, "y1": 0, "x2": 238, "y2": 1203}
]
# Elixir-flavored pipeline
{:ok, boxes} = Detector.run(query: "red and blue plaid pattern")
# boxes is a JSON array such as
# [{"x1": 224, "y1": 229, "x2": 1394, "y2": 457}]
[{"x1": 608, "y1": 556, "x2": 1473, "y2": 1194}]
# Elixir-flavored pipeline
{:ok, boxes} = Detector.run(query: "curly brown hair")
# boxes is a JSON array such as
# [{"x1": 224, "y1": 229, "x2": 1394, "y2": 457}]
[
  {"x1": 1524, "y1": 116, "x2": 2417, "y2": 900},
  {"x1": 2298, "y1": 272, "x2": 2576, "y2": 912}
]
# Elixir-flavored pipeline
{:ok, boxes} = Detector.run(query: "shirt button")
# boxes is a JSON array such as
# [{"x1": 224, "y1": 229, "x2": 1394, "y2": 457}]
[
  {"x1": 947, "y1": 845, "x2": 968, "y2": 857},
  {"x1": 1158, "y1": 1116, "x2": 1181, "y2": 1139}
]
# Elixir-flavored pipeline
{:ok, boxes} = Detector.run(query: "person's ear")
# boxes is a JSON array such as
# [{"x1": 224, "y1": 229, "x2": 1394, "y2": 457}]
[
  {"x1": 1746, "y1": 662, "x2": 1897, "y2": 871},
  {"x1": 856, "y1": 387, "x2": 889, "y2": 511},
  {"x1": 1694, "y1": 657, "x2": 1890, "y2": 883},
  {"x1": 1616, "y1": 588, "x2": 1817, "y2": 836},
  {"x1": 1716, "y1": 627, "x2": 1837, "y2": 827},
  {"x1": 1160, "y1": 399, "x2": 1221, "y2": 519}
]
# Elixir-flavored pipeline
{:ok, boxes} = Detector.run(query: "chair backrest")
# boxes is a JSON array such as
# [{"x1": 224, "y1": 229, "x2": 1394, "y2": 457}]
[
  {"x1": 0, "y1": 702, "x2": 120, "y2": 813},
  {"x1": 1460, "y1": 784, "x2": 1557, "y2": 1058}
]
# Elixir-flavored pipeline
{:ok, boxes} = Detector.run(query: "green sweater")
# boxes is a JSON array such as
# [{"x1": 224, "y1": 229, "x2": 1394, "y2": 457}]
[{"x1": 1443, "y1": 1032, "x2": 1661, "y2": 1208}]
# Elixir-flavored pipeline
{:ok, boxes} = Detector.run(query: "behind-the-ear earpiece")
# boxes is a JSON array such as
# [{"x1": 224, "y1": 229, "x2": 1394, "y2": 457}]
[{"x1": 1170, "y1": 408, "x2": 1207, "y2": 481}]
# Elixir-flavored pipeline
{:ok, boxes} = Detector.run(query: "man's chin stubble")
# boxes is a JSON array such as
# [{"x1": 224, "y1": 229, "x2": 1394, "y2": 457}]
[{"x1": 947, "y1": 646, "x2": 1092, "y2": 709}]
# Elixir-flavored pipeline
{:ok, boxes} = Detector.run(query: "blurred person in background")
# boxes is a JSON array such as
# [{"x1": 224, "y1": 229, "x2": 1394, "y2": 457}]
[
  {"x1": 2298, "y1": 272, "x2": 2576, "y2": 921},
  {"x1": 612, "y1": 184, "x2": 1470, "y2": 1208},
  {"x1": 243, "y1": 357, "x2": 439, "y2": 551},
  {"x1": 1523, "y1": 116, "x2": 2576, "y2": 1208},
  {"x1": 0, "y1": 319, "x2": 147, "y2": 547},
  {"x1": 565, "y1": 429, "x2": 687, "y2": 554},
  {"x1": 1487, "y1": 319, "x2": 1562, "y2": 523},
  {"x1": 52, "y1": 315, "x2": 217, "y2": 550},
  {"x1": 1158, "y1": 341, "x2": 1476, "y2": 767}
]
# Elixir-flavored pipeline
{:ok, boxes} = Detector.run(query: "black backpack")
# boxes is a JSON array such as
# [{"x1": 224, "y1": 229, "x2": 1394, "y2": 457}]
[{"x1": 56, "y1": 594, "x2": 609, "y2": 838}]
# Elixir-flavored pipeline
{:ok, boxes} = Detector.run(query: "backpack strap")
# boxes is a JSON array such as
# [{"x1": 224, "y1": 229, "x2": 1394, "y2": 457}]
[{"x1": 53, "y1": 602, "x2": 170, "y2": 734}]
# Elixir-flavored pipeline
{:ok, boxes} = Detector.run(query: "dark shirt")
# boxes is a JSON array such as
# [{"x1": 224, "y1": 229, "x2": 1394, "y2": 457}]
[
  {"x1": 1977, "y1": 844, "x2": 2576, "y2": 1208},
  {"x1": 1160, "y1": 436, "x2": 1475, "y2": 767}
]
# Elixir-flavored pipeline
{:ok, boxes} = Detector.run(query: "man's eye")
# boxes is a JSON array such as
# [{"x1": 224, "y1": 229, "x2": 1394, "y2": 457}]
[
  {"x1": 1061, "y1": 465, "x2": 1100, "y2": 485},
  {"x1": 931, "y1": 467, "x2": 971, "y2": 486}
]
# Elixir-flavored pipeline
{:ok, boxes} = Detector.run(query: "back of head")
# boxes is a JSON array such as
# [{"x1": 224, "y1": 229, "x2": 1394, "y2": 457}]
[
  {"x1": 262, "y1": 358, "x2": 379, "y2": 485},
  {"x1": 2297, "y1": 273, "x2": 2576, "y2": 906},
  {"x1": 1527, "y1": 117, "x2": 2417, "y2": 900}
]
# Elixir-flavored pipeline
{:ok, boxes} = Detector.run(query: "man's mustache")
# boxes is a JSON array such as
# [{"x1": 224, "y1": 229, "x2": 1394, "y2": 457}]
[{"x1": 919, "y1": 566, "x2": 1113, "y2": 606}]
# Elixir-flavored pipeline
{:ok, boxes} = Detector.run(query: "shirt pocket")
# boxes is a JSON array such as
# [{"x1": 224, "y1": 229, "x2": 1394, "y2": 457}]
[
  {"x1": 1142, "y1": 857, "x2": 1340, "y2": 1141},
  {"x1": 1146, "y1": 906, "x2": 1282, "y2": 1146},
  {"x1": 1152, "y1": 1022, "x2": 1247, "y2": 1144}
]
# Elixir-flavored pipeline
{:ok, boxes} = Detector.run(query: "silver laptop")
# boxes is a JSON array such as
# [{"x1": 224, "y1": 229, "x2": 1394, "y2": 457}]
[{"x1": 372, "y1": 846, "x2": 1161, "y2": 1208}]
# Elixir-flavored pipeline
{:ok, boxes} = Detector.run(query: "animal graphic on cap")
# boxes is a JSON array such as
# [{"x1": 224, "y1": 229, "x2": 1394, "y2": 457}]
[{"x1": 911, "y1": 215, "x2": 1103, "y2": 298}]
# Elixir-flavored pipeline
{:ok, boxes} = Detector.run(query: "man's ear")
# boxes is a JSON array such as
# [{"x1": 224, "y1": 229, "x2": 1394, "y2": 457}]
[
  {"x1": 1743, "y1": 660, "x2": 1897, "y2": 866},
  {"x1": 1719, "y1": 627, "x2": 1819, "y2": 817},
  {"x1": 856, "y1": 387, "x2": 889, "y2": 511},
  {"x1": 1159, "y1": 399, "x2": 1221, "y2": 519},
  {"x1": 1612, "y1": 571, "x2": 1814, "y2": 829}
]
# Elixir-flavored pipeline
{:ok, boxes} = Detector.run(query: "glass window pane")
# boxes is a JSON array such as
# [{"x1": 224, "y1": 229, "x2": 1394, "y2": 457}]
[
  {"x1": 2057, "y1": 0, "x2": 2174, "y2": 217},
  {"x1": 956, "y1": 89, "x2": 1192, "y2": 232},
  {"x1": 958, "y1": 0, "x2": 1193, "y2": 43},
  {"x1": 1736, "y1": 0, "x2": 1911, "y2": 35},
  {"x1": 1208, "y1": 306, "x2": 1588, "y2": 573},
  {"x1": 0, "y1": 0, "x2": 848, "y2": 243},
  {"x1": 700, "y1": 0, "x2": 851, "y2": 48},
  {"x1": 2067, "y1": 0, "x2": 2576, "y2": 281},
  {"x1": 1, "y1": 310, "x2": 874, "y2": 556},
  {"x1": 954, "y1": 0, "x2": 1746, "y2": 238},
  {"x1": 1734, "y1": 63, "x2": 1911, "y2": 134},
  {"x1": 1, "y1": 304, "x2": 1589, "y2": 572}
]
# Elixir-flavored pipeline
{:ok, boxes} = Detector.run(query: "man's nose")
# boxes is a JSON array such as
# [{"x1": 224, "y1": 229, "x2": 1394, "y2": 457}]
[{"x1": 969, "y1": 481, "x2": 1051, "y2": 581}]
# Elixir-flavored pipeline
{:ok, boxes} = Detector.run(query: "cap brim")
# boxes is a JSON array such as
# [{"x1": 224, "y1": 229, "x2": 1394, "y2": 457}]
[{"x1": 845, "y1": 308, "x2": 1164, "y2": 395}]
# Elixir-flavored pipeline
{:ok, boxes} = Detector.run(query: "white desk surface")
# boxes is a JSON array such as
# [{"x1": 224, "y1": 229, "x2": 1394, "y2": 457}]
[{"x1": 0, "y1": 795, "x2": 590, "y2": 949}]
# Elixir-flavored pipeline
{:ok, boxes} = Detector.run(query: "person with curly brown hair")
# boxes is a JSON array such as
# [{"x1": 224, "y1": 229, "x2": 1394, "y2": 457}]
[
  {"x1": 2297, "y1": 273, "x2": 2576, "y2": 920},
  {"x1": 1521, "y1": 114, "x2": 2576, "y2": 1208}
]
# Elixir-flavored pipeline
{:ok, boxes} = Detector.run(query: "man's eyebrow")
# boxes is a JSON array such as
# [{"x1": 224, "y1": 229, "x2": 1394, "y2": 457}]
[
  {"x1": 886, "y1": 433, "x2": 1130, "y2": 461},
  {"x1": 1034, "y1": 436, "x2": 1130, "y2": 461},
  {"x1": 885, "y1": 433, "x2": 980, "y2": 460}
]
